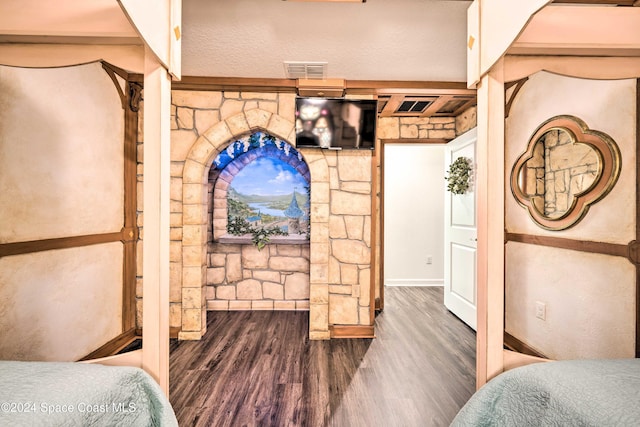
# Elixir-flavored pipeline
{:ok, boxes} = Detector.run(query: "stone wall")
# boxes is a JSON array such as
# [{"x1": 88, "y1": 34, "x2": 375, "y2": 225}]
[
  {"x1": 375, "y1": 106, "x2": 476, "y2": 140},
  {"x1": 205, "y1": 242, "x2": 310, "y2": 311},
  {"x1": 139, "y1": 90, "x2": 475, "y2": 340},
  {"x1": 157, "y1": 89, "x2": 375, "y2": 340},
  {"x1": 313, "y1": 149, "x2": 373, "y2": 327}
]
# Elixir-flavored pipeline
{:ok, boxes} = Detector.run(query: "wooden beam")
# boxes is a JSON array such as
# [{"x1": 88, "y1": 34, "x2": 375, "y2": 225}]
[
  {"x1": 173, "y1": 76, "x2": 297, "y2": 92},
  {"x1": 636, "y1": 78, "x2": 640, "y2": 357},
  {"x1": 330, "y1": 325, "x2": 375, "y2": 338},
  {"x1": 511, "y1": 6, "x2": 640, "y2": 57},
  {"x1": 171, "y1": 76, "x2": 476, "y2": 98},
  {"x1": 505, "y1": 232, "x2": 629, "y2": 259},
  {"x1": 554, "y1": 0, "x2": 635, "y2": 4},
  {"x1": 122, "y1": 79, "x2": 141, "y2": 333},
  {"x1": 347, "y1": 79, "x2": 472, "y2": 93},
  {"x1": 421, "y1": 95, "x2": 453, "y2": 117},
  {"x1": 0, "y1": 228, "x2": 137, "y2": 258},
  {"x1": 380, "y1": 138, "x2": 450, "y2": 145},
  {"x1": 141, "y1": 48, "x2": 171, "y2": 395},
  {"x1": 504, "y1": 332, "x2": 547, "y2": 359},
  {"x1": 475, "y1": 59, "x2": 506, "y2": 389},
  {"x1": 369, "y1": 148, "x2": 378, "y2": 324},
  {"x1": 78, "y1": 329, "x2": 139, "y2": 361},
  {"x1": 451, "y1": 98, "x2": 478, "y2": 116},
  {"x1": 379, "y1": 95, "x2": 404, "y2": 117}
]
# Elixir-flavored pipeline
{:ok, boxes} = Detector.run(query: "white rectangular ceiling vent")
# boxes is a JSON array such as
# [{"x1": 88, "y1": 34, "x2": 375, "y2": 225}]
[{"x1": 284, "y1": 61, "x2": 328, "y2": 79}]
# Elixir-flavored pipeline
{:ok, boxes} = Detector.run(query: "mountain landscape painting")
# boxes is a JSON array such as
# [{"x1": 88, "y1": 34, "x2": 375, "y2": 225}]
[{"x1": 227, "y1": 157, "x2": 310, "y2": 238}]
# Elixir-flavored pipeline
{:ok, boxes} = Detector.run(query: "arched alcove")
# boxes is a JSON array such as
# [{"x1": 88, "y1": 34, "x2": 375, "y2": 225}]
[
  {"x1": 210, "y1": 131, "x2": 311, "y2": 241},
  {"x1": 178, "y1": 108, "x2": 331, "y2": 341},
  {"x1": 205, "y1": 131, "x2": 312, "y2": 310}
]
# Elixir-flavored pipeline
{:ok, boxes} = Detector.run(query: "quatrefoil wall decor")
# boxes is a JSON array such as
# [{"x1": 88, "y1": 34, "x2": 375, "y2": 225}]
[{"x1": 510, "y1": 115, "x2": 621, "y2": 231}]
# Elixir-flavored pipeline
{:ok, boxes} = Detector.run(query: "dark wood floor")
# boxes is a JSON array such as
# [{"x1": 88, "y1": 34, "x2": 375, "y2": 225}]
[{"x1": 169, "y1": 286, "x2": 476, "y2": 427}]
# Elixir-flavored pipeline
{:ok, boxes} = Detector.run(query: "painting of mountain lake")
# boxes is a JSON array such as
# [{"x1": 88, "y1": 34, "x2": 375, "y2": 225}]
[{"x1": 227, "y1": 157, "x2": 310, "y2": 240}]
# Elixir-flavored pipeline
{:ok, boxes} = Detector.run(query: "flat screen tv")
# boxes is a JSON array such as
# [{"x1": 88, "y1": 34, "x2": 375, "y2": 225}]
[{"x1": 295, "y1": 97, "x2": 377, "y2": 150}]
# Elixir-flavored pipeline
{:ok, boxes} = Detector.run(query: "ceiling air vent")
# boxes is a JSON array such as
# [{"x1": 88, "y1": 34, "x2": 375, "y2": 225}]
[
  {"x1": 398, "y1": 100, "x2": 432, "y2": 113},
  {"x1": 284, "y1": 61, "x2": 328, "y2": 79}
]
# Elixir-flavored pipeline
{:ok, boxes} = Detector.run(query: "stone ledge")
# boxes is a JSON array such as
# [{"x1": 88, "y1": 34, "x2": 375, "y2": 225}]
[{"x1": 217, "y1": 234, "x2": 309, "y2": 245}]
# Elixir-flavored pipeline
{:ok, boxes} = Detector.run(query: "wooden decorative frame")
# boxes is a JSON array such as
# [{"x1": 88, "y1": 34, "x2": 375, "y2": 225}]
[{"x1": 510, "y1": 115, "x2": 622, "y2": 231}]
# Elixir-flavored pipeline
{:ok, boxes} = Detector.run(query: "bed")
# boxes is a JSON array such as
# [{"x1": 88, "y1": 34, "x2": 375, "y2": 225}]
[
  {"x1": 0, "y1": 361, "x2": 178, "y2": 426},
  {"x1": 451, "y1": 359, "x2": 640, "y2": 426}
]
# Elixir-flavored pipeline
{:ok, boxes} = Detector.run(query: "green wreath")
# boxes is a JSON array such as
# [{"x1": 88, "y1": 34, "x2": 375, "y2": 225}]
[{"x1": 445, "y1": 156, "x2": 473, "y2": 195}]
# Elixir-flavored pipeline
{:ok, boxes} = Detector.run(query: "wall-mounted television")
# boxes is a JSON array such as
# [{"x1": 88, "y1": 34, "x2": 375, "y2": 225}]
[{"x1": 295, "y1": 97, "x2": 377, "y2": 150}]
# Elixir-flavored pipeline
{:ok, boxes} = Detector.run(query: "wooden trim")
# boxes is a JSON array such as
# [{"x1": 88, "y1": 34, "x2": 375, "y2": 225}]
[
  {"x1": 0, "y1": 228, "x2": 137, "y2": 258},
  {"x1": 505, "y1": 232, "x2": 629, "y2": 259},
  {"x1": 77, "y1": 328, "x2": 139, "y2": 361},
  {"x1": 101, "y1": 61, "x2": 132, "y2": 81},
  {"x1": 330, "y1": 325, "x2": 375, "y2": 339},
  {"x1": 379, "y1": 94, "x2": 404, "y2": 117},
  {"x1": 421, "y1": 95, "x2": 453, "y2": 118},
  {"x1": 503, "y1": 349, "x2": 552, "y2": 371},
  {"x1": 102, "y1": 62, "x2": 127, "y2": 109},
  {"x1": 553, "y1": 0, "x2": 635, "y2": 4},
  {"x1": 451, "y1": 99, "x2": 478, "y2": 117},
  {"x1": 346, "y1": 79, "x2": 474, "y2": 95},
  {"x1": 122, "y1": 78, "x2": 141, "y2": 332},
  {"x1": 379, "y1": 138, "x2": 450, "y2": 145},
  {"x1": 503, "y1": 332, "x2": 548, "y2": 359},
  {"x1": 170, "y1": 76, "x2": 475, "y2": 97},
  {"x1": 376, "y1": 137, "x2": 451, "y2": 312},
  {"x1": 636, "y1": 78, "x2": 640, "y2": 357},
  {"x1": 377, "y1": 139, "x2": 385, "y2": 312},
  {"x1": 369, "y1": 146, "x2": 378, "y2": 322},
  {"x1": 172, "y1": 76, "x2": 297, "y2": 92},
  {"x1": 504, "y1": 77, "x2": 528, "y2": 119}
]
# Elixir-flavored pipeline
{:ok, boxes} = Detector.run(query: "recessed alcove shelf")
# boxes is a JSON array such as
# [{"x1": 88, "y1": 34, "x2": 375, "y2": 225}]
[{"x1": 217, "y1": 234, "x2": 309, "y2": 245}]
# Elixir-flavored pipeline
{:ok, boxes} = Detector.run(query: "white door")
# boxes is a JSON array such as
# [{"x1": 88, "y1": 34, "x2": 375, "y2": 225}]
[{"x1": 444, "y1": 128, "x2": 477, "y2": 330}]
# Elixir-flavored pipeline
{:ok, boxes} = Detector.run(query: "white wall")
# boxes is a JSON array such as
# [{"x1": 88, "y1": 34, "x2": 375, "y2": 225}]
[{"x1": 384, "y1": 144, "x2": 445, "y2": 286}]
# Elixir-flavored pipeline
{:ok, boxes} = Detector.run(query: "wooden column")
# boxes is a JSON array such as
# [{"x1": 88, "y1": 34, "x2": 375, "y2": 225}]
[
  {"x1": 475, "y1": 58, "x2": 506, "y2": 389},
  {"x1": 142, "y1": 47, "x2": 172, "y2": 395}
]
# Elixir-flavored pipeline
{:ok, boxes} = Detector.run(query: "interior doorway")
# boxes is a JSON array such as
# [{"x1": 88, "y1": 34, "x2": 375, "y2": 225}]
[{"x1": 379, "y1": 141, "x2": 446, "y2": 309}]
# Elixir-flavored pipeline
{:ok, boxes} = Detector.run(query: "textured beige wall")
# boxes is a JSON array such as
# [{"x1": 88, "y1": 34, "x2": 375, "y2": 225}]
[
  {"x1": 506, "y1": 72, "x2": 636, "y2": 244},
  {"x1": 506, "y1": 242, "x2": 635, "y2": 360},
  {"x1": 0, "y1": 63, "x2": 124, "y2": 243},
  {"x1": 0, "y1": 243, "x2": 123, "y2": 361},
  {"x1": 505, "y1": 71, "x2": 636, "y2": 359},
  {"x1": 0, "y1": 63, "x2": 125, "y2": 360}
]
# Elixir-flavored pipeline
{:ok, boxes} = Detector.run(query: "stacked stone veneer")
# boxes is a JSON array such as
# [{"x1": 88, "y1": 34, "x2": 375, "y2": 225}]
[
  {"x1": 523, "y1": 128, "x2": 598, "y2": 217},
  {"x1": 376, "y1": 106, "x2": 477, "y2": 140},
  {"x1": 162, "y1": 90, "x2": 373, "y2": 340},
  {"x1": 205, "y1": 243, "x2": 311, "y2": 311}
]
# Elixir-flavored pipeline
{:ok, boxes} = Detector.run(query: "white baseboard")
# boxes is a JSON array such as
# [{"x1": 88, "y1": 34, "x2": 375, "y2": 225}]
[{"x1": 385, "y1": 279, "x2": 444, "y2": 287}]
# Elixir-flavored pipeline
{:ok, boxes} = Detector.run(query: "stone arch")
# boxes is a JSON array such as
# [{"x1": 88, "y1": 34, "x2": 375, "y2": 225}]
[{"x1": 178, "y1": 108, "x2": 330, "y2": 340}]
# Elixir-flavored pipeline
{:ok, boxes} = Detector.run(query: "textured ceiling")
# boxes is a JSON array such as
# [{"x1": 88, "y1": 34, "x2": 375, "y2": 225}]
[{"x1": 181, "y1": 0, "x2": 472, "y2": 82}]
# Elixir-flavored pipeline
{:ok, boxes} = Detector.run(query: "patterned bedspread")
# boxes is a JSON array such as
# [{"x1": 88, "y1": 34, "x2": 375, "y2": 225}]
[
  {"x1": 0, "y1": 361, "x2": 178, "y2": 427},
  {"x1": 451, "y1": 358, "x2": 640, "y2": 427}
]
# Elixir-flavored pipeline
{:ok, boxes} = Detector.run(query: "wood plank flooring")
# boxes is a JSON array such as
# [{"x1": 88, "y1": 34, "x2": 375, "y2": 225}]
[{"x1": 169, "y1": 286, "x2": 476, "y2": 427}]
